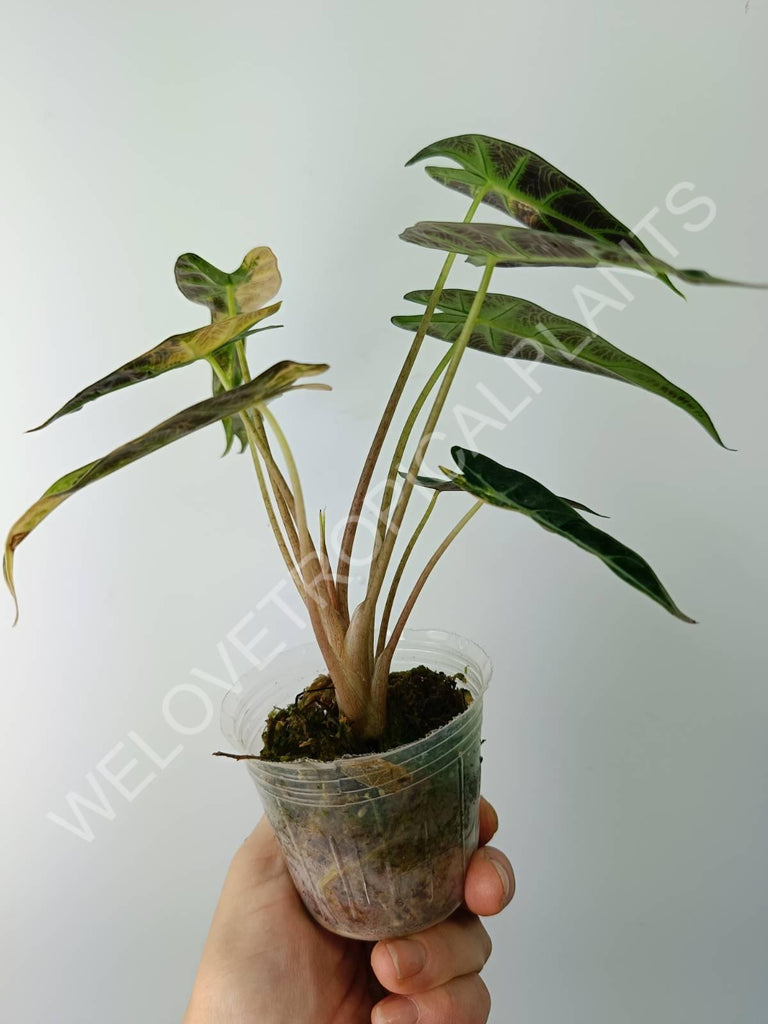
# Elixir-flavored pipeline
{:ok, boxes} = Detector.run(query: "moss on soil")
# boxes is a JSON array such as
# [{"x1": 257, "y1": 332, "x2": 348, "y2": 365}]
[{"x1": 260, "y1": 665, "x2": 472, "y2": 762}]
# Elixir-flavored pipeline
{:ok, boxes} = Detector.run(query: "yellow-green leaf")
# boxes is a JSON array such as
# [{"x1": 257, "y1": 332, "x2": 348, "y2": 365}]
[
  {"x1": 174, "y1": 246, "x2": 282, "y2": 319},
  {"x1": 30, "y1": 306, "x2": 281, "y2": 431},
  {"x1": 174, "y1": 246, "x2": 283, "y2": 452},
  {"x1": 4, "y1": 360, "x2": 328, "y2": 623}
]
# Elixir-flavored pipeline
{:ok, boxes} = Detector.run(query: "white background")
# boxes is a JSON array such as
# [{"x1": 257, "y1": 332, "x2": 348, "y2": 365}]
[{"x1": 1, "y1": 1, "x2": 767, "y2": 1021}]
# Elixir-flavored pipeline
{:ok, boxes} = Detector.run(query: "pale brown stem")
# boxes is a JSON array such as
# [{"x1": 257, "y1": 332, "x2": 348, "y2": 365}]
[
  {"x1": 364, "y1": 259, "x2": 496, "y2": 611},
  {"x1": 376, "y1": 490, "x2": 439, "y2": 656},
  {"x1": 235, "y1": 337, "x2": 299, "y2": 535},
  {"x1": 384, "y1": 500, "x2": 482, "y2": 656},
  {"x1": 373, "y1": 348, "x2": 451, "y2": 554},
  {"x1": 241, "y1": 414, "x2": 306, "y2": 598},
  {"x1": 239, "y1": 408, "x2": 300, "y2": 560},
  {"x1": 251, "y1": 413, "x2": 298, "y2": 522},
  {"x1": 258, "y1": 406, "x2": 357, "y2": 716},
  {"x1": 206, "y1": 355, "x2": 305, "y2": 599},
  {"x1": 334, "y1": 188, "x2": 488, "y2": 617},
  {"x1": 365, "y1": 500, "x2": 483, "y2": 734},
  {"x1": 318, "y1": 510, "x2": 341, "y2": 615}
]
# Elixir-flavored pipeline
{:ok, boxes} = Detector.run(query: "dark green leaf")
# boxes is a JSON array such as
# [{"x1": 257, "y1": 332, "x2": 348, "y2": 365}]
[
  {"x1": 407, "y1": 134, "x2": 682, "y2": 294},
  {"x1": 558, "y1": 497, "x2": 608, "y2": 518},
  {"x1": 404, "y1": 470, "x2": 606, "y2": 516},
  {"x1": 393, "y1": 289, "x2": 725, "y2": 446},
  {"x1": 4, "y1": 361, "x2": 329, "y2": 622},
  {"x1": 400, "y1": 222, "x2": 766, "y2": 289},
  {"x1": 444, "y1": 447, "x2": 694, "y2": 622},
  {"x1": 30, "y1": 307, "x2": 281, "y2": 432}
]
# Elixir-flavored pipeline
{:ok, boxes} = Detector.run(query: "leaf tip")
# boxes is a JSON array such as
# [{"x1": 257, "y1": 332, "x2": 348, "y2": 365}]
[
  {"x1": 2, "y1": 552, "x2": 19, "y2": 627},
  {"x1": 662, "y1": 274, "x2": 686, "y2": 299},
  {"x1": 26, "y1": 418, "x2": 50, "y2": 434},
  {"x1": 404, "y1": 147, "x2": 426, "y2": 167}
]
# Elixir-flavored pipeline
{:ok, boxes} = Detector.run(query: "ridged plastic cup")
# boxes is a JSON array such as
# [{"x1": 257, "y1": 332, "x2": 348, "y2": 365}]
[{"x1": 221, "y1": 628, "x2": 491, "y2": 940}]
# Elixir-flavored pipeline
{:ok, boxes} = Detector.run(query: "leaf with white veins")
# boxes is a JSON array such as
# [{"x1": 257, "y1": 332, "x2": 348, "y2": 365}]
[
  {"x1": 392, "y1": 289, "x2": 726, "y2": 446},
  {"x1": 400, "y1": 222, "x2": 767, "y2": 289},
  {"x1": 407, "y1": 133, "x2": 683, "y2": 293}
]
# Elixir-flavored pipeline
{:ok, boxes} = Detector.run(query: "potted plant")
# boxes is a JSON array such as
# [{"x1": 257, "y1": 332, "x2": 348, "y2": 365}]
[{"x1": 5, "y1": 134, "x2": 763, "y2": 940}]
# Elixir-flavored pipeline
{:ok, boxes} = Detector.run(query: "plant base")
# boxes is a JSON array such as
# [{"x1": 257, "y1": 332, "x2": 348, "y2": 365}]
[{"x1": 260, "y1": 665, "x2": 472, "y2": 761}]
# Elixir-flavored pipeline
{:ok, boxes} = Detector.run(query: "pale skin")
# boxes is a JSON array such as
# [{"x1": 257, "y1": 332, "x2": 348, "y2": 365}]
[{"x1": 183, "y1": 797, "x2": 514, "y2": 1024}]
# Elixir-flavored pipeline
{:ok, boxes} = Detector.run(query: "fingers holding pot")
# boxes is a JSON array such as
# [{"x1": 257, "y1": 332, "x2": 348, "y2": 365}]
[
  {"x1": 463, "y1": 845, "x2": 515, "y2": 918},
  {"x1": 370, "y1": 909, "x2": 491, "y2": 996},
  {"x1": 371, "y1": 972, "x2": 491, "y2": 1024},
  {"x1": 477, "y1": 797, "x2": 499, "y2": 846}
]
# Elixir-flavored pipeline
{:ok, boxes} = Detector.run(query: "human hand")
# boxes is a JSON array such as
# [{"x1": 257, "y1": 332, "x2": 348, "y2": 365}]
[{"x1": 183, "y1": 797, "x2": 514, "y2": 1024}]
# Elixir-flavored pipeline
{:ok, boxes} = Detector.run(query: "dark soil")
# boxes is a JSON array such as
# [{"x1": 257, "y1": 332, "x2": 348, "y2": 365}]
[{"x1": 260, "y1": 665, "x2": 472, "y2": 762}]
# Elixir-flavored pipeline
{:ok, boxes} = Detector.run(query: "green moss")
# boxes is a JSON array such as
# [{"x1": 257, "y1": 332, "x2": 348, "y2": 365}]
[{"x1": 259, "y1": 665, "x2": 472, "y2": 762}]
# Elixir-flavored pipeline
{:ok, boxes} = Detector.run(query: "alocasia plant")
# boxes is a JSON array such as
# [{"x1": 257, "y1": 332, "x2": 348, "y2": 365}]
[{"x1": 5, "y1": 133, "x2": 764, "y2": 737}]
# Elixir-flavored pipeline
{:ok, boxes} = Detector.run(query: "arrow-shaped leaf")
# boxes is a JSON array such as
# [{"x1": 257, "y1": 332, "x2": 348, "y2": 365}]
[
  {"x1": 4, "y1": 360, "x2": 328, "y2": 622},
  {"x1": 175, "y1": 246, "x2": 283, "y2": 453},
  {"x1": 174, "y1": 246, "x2": 282, "y2": 318},
  {"x1": 400, "y1": 221, "x2": 766, "y2": 289},
  {"x1": 392, "y1": 289, "x2": 725, "y2": 446},
  {"x1": 404, "y1": 470, "x2": 607, "y2": 517},
  {"x1": 406, "y1": 134, "x2": 634, "y2": 241},
  {"x1": 443, "y1": 447, "x2": 694, "y2": 623},
  {"x1": 407, "y1": 133, "x2": 680, "y2": 291},
  {"x1": 30, "y1": 306, "x2": 281, "y2": 431}
]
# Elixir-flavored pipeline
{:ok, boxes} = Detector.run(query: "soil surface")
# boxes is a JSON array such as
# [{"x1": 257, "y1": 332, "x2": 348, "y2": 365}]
[{"x1": 260, "y1": 665, "x2": 472, "y2": 762}]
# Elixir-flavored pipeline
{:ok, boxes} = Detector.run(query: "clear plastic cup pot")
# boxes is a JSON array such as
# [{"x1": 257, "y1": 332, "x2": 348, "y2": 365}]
[{"x1": 221, "y1": 628, "x2": 491, "y2": 940}]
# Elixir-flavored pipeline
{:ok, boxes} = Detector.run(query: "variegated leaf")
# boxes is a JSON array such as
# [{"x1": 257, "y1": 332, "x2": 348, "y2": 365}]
[
  {"x1": 174, "y1": 246, "x2": 282, "y2": 318},
  {"x1": 4, "y1": 361, "x2": 329, "y2": 622},
  {"x1": 406, "y1": 134, "x2": 680, "y2": 292},
  {"x1": 400, "y1": 221, "x2": 765, "y2": 289},
  {"x1": 392, "y1": 289, "x2": 725, "y2": 446},
  {"x1": 442, "y1": 448, "x2": 693, "y2": 622},
  {"x1": 30, "y1": 306, "x2": 281, "y2": 432},
  {"x1": 175, "y1": 246, "x2": 283, "y2": 452}
]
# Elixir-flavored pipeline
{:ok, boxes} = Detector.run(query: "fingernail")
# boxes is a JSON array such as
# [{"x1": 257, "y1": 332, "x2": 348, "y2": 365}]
[
  {"x1": 385, "y1": 938, "x2": 426, "y2": 979},
  {"x1": 373, "y1": 996, "x2": 419, "y2": 1024},
  {"x1": 485, "y1": 852, "x2": 512, "y2": 901}
]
